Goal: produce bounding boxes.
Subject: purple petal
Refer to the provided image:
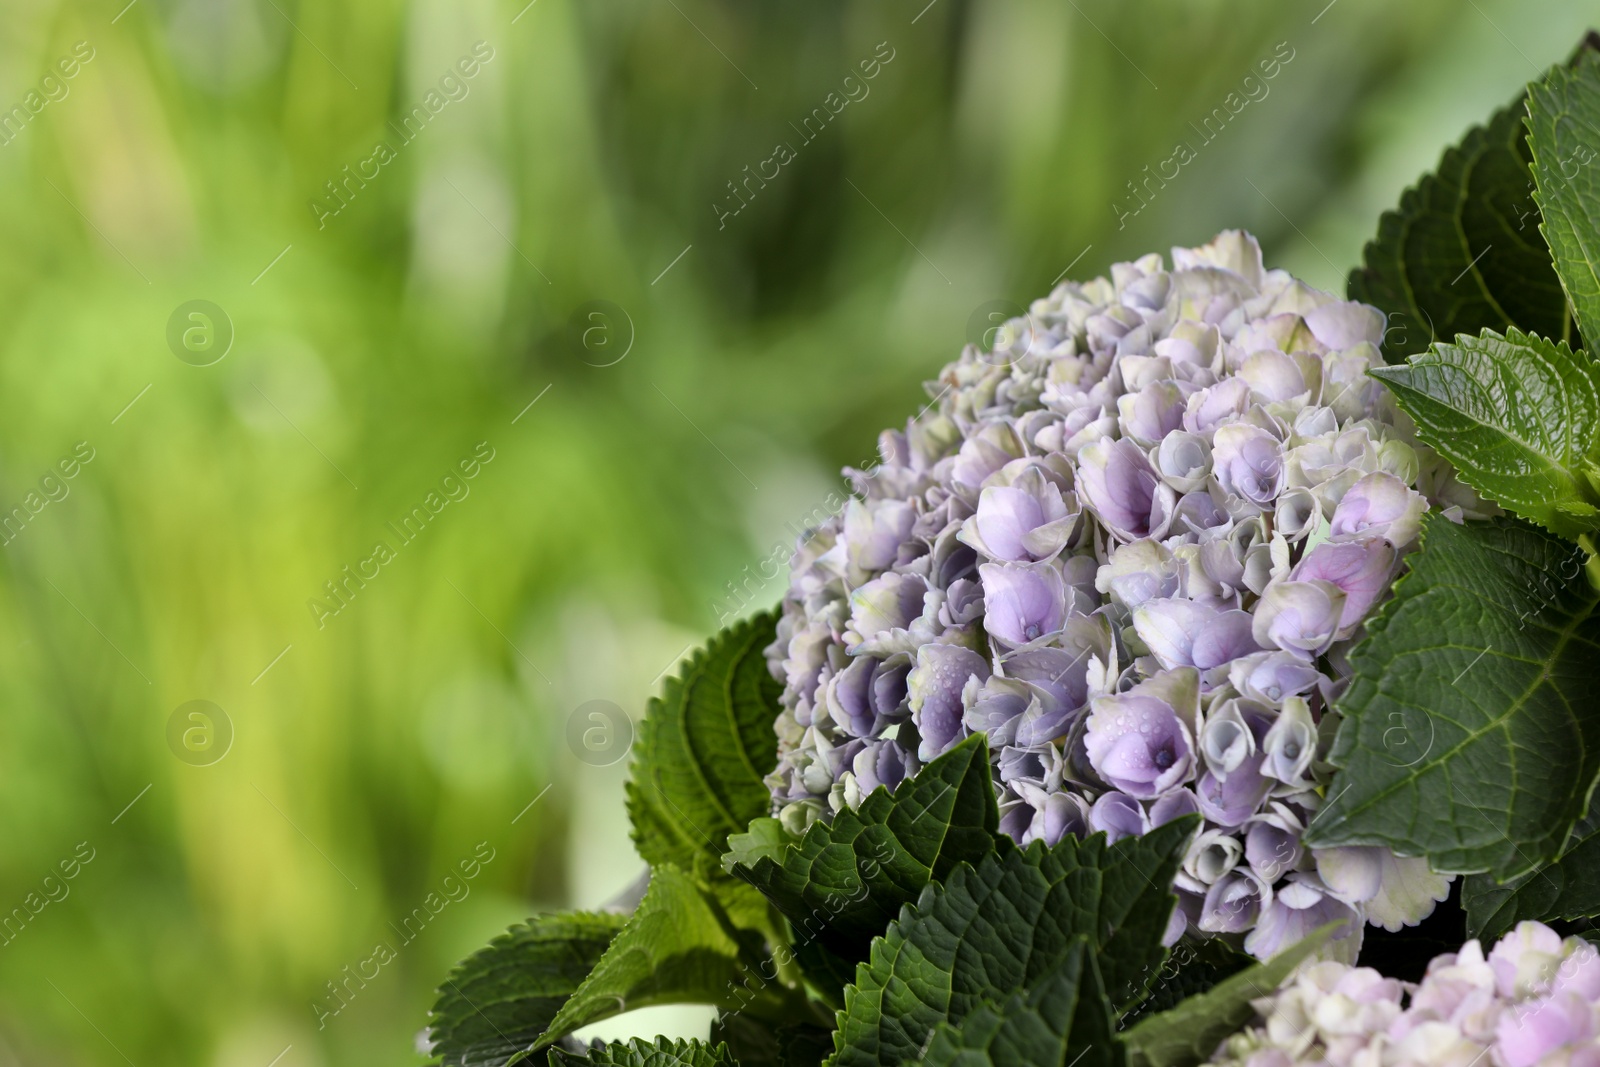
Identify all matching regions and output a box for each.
[909,643,990,760]
[1183,378,1251,435]
[1085,693,1194,799]
[980,561,1068,647]
[1261,697,1317,788]
[1252,580,1346,659]
[826,657,879,738]
[1292,537,1397,636]
[1155,431,1212,492]
[1198,699,1259,781]
[1304,301,1384,349]
[1496,991,1597,1067]
[1244,875,1359,961]
[1099,539,1182,612]
[1134,598,1260,671]
[1238,350,1311,404]
[1089,792,1150,843]
[998,790,1034,840]
[1201,867,1271,934]
[1076,437,1174,541]
[1227,650,1324,705]
[1001,642,1097,713]
[1195,757,1271,828]
[843,498,917,575]
[1150,788,1200,827]
[1329,471,1426,548]
[1170,490,1231,538]
[1246,818,1303,884]
[1212,424,1285,509]
[948,426,1019,493]
[848,572,929,645]
[1118,380,1188,445]
[973,486,1044,562]
[1016,787,1090,848]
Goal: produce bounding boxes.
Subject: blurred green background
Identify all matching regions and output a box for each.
[0,0,1590,1063]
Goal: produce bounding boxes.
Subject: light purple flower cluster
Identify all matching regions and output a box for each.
[765,231,1488,959]
[1207,922,1600,1067]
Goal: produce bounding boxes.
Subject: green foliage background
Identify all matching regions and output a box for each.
[0,1,1593,1064]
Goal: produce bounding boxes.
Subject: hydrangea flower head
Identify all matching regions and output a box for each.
[765,231,1489,958]
[1207,922,1600,1067]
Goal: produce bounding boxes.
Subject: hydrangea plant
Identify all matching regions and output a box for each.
[424,41,1600,1067]
[765,225,1465,963]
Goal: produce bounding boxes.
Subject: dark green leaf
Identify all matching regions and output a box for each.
[828,820,1195,1067]
[547,1037,738,1067]
[727,734,999,969]
[1118,938,1252,1029]
[1528,49,1600,352]
[538,866,803,1050]
[1120,925,1336,1067]
[1369,329,1600,537]
[1306,516,1600,880]
[627,612,784,882]
[916,941,1122,1067]
[1348,93,1568,362]
[429,911,627,1067]
[1465,809,1600,943]
[774,1025,836,1067]
[707,1009,780,1066]
[706,1015,834,1067]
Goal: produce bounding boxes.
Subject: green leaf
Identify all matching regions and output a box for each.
[1528,48,1600,352]
[706,1014,835,1067]
[547,1038,738,1067]
[1120,925,1337,1067]
[1368,328,1600,537]
[1306,516,1600,880]
[723,817,795,871]
[537,866,803,1050]
[1348,93,1568,362]
[428,911,627,1067]
[773,1026,836,1067]
[727,734,999,969]
[1464,809,1600,943]
[916,941,1123,1067]
[627,612,784,882]
[706,1016,835,1067]
[828,819,1195,1067]
[1118,938,1252,1029]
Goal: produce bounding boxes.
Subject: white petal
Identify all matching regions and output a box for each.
[1365,853,1452,932]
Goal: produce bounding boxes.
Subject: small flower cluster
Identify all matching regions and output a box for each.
[765,232,1490,958]
[1208,922,1600,1067]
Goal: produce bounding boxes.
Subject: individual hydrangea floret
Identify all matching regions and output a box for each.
[1207,921,1600,1067]
[765,231,1494,960]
